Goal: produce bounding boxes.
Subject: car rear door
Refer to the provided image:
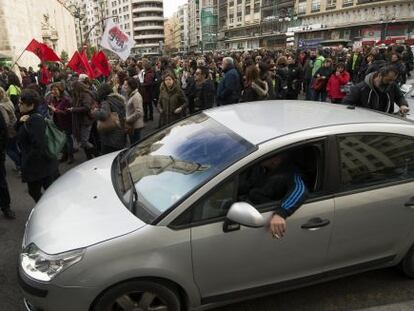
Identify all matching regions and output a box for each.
[327,133,414,271]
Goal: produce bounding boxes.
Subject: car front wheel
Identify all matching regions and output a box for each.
[402,245,414,278]
[92,280,181,311]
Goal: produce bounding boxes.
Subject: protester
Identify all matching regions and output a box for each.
[94,83,127,154]
[157,71,186,127]
[327,63,351,104]
[6,72,21,112]
[193,66,215,111]
[343,66,409,114]
[141,59,155,121]
[17,89,58,203]
[47,82,74,163]
[0,112,14,219]
[70,80,97,159]
[216,57,241,106]
[312,58,333,102]
[125,78,144,144]
[390,53,406,85]
[241,65,269,102]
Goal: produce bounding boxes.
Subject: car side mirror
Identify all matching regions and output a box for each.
[226,202,265,228]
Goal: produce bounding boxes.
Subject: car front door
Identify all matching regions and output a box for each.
[327,133,414,271]
[180,140,335,303]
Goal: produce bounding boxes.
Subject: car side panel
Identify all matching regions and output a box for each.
[52,226,201,309]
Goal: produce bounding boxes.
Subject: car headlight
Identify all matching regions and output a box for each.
[20,243,85,282]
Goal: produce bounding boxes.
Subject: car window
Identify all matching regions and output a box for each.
[237,143,324,210]
[338,134,414,191]
[171,179,236,226]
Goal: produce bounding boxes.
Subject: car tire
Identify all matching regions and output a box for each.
[402,245,414,278]
[92,279,181,311]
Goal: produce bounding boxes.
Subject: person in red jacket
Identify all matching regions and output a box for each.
[327,63,350,103]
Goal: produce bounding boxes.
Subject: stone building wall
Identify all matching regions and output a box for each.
[0,0,77,68]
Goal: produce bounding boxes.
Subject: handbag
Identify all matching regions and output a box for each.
[44,118,67,159]
[312,78,326,92]
[97,102,123,133]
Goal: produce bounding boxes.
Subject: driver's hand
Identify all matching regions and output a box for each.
[269,214,286,239]
[400,105,410,115]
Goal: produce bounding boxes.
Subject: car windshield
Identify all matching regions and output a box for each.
[113,114,255,223]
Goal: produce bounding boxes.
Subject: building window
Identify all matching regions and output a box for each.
[343,0,354,7]
[254,1,260,13]
[298,2,307,14]
[311,0,321,12]
[326,0,336,8]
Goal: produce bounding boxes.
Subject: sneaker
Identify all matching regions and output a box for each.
[2,208,16,219]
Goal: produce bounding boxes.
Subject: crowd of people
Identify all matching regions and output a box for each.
[0,43,412,219]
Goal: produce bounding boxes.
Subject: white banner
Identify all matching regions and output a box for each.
[100,19,134,61]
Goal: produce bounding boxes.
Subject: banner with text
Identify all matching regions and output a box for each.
[100,19,134,61]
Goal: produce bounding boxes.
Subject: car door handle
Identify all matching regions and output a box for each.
[405,197,414,208]
[301,217,330,230]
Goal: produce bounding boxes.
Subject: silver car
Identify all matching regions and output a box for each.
[19,101,414,311]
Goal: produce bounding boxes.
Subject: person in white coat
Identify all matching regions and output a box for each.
[125,78,144,144]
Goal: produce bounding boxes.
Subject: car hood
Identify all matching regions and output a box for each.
[23,152,146,254]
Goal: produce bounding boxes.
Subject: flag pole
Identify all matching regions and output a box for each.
[11,47,27,69]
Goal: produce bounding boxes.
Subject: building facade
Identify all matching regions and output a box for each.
[108,0,133,38]
[0,0,77,67]
[188,0,201,52]
[174,4,189,53]
[292,0,414,49]
[132,0,165,56]
[164,17,176,53]
[220,0,262,51]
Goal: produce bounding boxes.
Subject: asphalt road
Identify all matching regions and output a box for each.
[2,110,414,311]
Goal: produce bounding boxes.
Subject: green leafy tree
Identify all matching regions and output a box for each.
[60,50,69,64]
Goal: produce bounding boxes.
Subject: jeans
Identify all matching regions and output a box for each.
[6,137,21,168]
[129,129,141,145]
[64,131,74,157]
[143,101,153,120]
[313,90,328,102]
[27,175,55,203]
[80,125,94,150]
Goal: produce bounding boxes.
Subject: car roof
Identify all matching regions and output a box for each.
[204,100,410,145]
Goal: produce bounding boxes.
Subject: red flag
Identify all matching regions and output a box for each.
[90,53,102,79]
[39,65,51,85]
[80,50,94,79]
[26,39,45,61]
[25,39,60,62]
[67,51,90,76]
[92,51,111,77]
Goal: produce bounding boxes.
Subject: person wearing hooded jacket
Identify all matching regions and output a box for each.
[326,63,350,103]
[93,83,127,154]
[342,66,409,115]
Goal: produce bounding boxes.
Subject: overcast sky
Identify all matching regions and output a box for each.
[164,0,187,18]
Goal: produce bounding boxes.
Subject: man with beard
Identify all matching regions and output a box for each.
[342,66,409,115]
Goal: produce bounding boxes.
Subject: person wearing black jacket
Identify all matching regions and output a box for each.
[285,56,302,100]
[390,53,406,85]
[312,58,333,102]
[342,66,409,114]
[0,112,14,218]
[239,153,308,239]
[216,57,242,106]
[17,89,59,203]
[193,66,215,111]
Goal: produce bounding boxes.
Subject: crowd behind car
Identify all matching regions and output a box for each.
[0,43,412,219]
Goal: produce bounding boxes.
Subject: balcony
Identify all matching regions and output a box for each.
[132,0,163,3]
[134,25,164,31]
[133,16,164,22]
[134,34,165,40]
[132,6,163,14]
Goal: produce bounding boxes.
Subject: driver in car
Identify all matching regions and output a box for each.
[240,153,308,239]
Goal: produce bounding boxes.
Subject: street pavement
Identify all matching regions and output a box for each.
[2,109,414,311]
